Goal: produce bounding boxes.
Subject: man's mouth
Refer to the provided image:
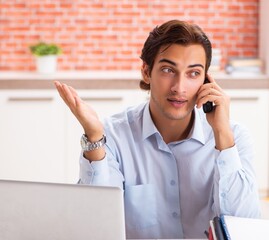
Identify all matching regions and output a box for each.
[167,98,187,104]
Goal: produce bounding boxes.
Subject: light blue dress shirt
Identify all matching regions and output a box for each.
[79,102,260,239]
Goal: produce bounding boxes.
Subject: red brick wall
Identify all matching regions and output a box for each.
[0,0,259,71]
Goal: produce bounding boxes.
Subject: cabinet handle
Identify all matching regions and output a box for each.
[230,97,259,101]
[81,97,123,102]
[8,97,54,102]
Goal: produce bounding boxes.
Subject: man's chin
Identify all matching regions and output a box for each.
[163,111,192,121]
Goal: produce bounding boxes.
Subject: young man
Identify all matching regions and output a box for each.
[55,20,260,239]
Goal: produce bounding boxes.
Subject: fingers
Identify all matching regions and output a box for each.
[69,86,79,98]
[197,76,224,108]
[206,73,214,83]
[202,87,221,99]
[62,83,76,107]
[54,81,69,106]
[54,81,77,108]
[196,91,220,108]
[203,82,222,94]
[204,74,223,92]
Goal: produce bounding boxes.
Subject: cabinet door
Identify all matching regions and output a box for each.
[227,89,269,197]
[0,90,66,183]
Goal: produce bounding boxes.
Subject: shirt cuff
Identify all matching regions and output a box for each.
[215,145,243,177]
[79,151,109,184]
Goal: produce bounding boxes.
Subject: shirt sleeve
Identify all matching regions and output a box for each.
[213,124,261,218]
[78,149,125,188]
[78,116,126,188]
[78,152,110,185]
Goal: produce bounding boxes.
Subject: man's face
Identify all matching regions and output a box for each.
[144,44,206,124]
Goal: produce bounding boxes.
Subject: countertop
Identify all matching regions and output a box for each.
[0,71,268,90]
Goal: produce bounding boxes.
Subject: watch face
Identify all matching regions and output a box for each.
[80,135,87,150]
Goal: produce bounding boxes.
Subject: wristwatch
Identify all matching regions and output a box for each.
[80,134,106,151]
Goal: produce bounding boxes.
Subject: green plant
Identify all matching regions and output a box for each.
[29,42,62,56]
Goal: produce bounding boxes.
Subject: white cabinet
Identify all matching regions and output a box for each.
[0,88,268,197]
[227,89,269,197]
[0,90,66,183]
[0,89,148,184]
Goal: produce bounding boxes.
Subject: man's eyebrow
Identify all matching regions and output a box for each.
[188,64,204,69]
[159,58,177,66]
[159,59,204,69]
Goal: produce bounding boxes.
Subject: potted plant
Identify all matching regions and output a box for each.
[29,42,62,74]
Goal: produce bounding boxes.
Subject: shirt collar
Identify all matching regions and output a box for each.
[186,107,206,145]
[142,102,159,140]
[142,103,206,144]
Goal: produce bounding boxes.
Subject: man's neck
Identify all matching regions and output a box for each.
[150,109,195,144]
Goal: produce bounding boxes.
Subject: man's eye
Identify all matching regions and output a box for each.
[162,68,173,73]
[190,71,200,77]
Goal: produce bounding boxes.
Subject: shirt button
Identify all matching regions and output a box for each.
[221,192,226,198]
[170,180,176,186]
[218,160,225,166]
[172,212,178,218]
[87,171,92,176]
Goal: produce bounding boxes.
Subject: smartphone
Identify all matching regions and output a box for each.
[202,77,213,113]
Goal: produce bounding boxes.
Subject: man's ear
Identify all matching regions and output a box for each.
[141,62,151,84]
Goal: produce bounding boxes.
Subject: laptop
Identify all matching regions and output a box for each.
[0,179,126,240]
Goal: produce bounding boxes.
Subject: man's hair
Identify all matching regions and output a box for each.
[140,19,212,90]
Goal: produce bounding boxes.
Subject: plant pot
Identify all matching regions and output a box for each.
[36,55,58,74]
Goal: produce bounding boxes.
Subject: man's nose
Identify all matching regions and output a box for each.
[170,75,186,93]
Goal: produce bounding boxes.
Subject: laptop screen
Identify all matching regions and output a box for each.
[0,179,125,240]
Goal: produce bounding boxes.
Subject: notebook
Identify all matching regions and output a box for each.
[220,215,269,240]
[0,179,126,240]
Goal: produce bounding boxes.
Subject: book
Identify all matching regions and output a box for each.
[209,220,217,240]
[228,58,263,68]
[213,216,226,240]
[219,215,269,240]
[226,58,264,76]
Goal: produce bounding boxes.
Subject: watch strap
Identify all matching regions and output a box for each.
[81,134,106,151]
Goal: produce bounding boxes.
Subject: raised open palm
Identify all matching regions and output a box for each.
[54,81,104,139]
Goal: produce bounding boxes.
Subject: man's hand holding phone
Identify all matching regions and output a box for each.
[196,74,234,151]
[202,77,213,113]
